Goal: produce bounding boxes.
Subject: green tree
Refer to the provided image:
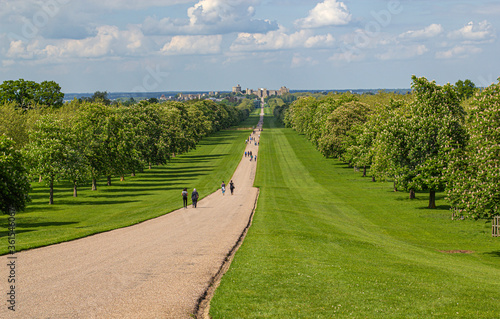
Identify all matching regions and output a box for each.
[447,80,500,219]
[454,79,477,101]
[82,91,111,105]
[375,76,467,208]
[0,79,64,109]
[25,114,68,204]
[74,103,113,190]
[317,101,371,159]
[0,136,31,213]
[0,102,29,149]
[0,79,38,109]
[35,81,64,107]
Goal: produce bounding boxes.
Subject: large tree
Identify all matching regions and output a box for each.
[317,100,371,159]
[447,80,500,219]
[24,115,68,204]
[374,76,467,208]
[0,136,31,213]
[0,79,64,109]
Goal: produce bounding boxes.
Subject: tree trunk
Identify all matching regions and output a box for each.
[428,190,436,209]
[49,178,54,205]
[73,181,78,197]
[372,176,376,182]
[92,177,97,191]
[393,180,398,192]
[39,175,43,183]
[131,170,136,177]
[363,166,367,177]
[409,189,416,199]
[107,175,112,186]
[149,163,152,170]
[120,175,125,182]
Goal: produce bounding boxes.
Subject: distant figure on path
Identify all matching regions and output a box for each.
[229,180,235,195]
[221,181,226,196]
[182,188,188,208]
[191,188,199,208]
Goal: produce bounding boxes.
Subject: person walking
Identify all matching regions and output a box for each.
[229,180,235,195]
[181,188,188,208]
[191,188,199,208]
[221,181,226,196]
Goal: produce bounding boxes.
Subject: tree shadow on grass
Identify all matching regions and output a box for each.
[56,199,140,206]
[0,229,38,238]
[174,154,227,163]
[485,251,500,258]
[26,154,223,207]
[14,221,78,228]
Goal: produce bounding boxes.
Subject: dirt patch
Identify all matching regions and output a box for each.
[439,250,474,254]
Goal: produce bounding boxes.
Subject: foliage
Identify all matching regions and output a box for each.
[455,79,477,101]
[447,80,500,219]
[0,79,64,109]
[24,114,69,204]
[0,136,31,213]
[373,76,467,207]
[0,102,29,149]
[80,91,112,105]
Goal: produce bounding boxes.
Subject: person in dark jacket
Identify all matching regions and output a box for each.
[191,188,199,208]
[229,180,235,195]
[182,188,188,208]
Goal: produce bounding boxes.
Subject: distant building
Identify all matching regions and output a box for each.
[232,84,242,94]
[279,86,290,95]
[237,84,289,98]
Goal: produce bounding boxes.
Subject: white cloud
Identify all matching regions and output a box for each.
[291,54,318,68]
[448,21,495,42]
[435,45,483,59]
[86,0,193,10]
[399,24,443,39]
[329,51,365,63]
[161,35,222,55]
[376,44,428,61]
[230,27,335,52]
[143,0,278,35]
[5,25,152,62]
[295,0,351,29]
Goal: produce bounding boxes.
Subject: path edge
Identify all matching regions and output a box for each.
[193,188,260,319]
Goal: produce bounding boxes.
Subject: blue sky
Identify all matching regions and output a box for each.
[0,0,499,93]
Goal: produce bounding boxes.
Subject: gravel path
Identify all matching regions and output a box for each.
[1,110,264,318]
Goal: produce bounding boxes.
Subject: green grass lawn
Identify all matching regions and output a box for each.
[0,112,261,255]
[210,113,500,318]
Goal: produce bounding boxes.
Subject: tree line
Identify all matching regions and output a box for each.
[1,87,255,211]
[274,76,499,220]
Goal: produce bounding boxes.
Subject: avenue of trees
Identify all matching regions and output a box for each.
[274,76,499,220]
[0,84,254,211]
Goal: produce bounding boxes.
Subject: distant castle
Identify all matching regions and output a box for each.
[232,84,290,98]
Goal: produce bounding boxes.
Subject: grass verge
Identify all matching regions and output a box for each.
[210,113,500,318]
[0,112,261,255]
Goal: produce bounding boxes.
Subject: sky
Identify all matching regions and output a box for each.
[0,0,499,93]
